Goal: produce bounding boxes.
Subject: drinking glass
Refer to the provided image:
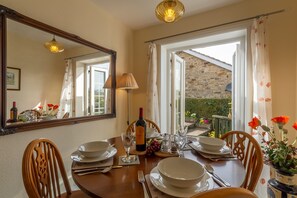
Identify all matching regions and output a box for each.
[161,133,171,152]
[121,132,135,163]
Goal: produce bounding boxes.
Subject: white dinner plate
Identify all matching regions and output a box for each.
[149,167,213,198]
[190,142,231,155]
[71,147,117,163]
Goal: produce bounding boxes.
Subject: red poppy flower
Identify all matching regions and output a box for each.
[293,122,297,130]
[53,105,59,110]
[271,116,289,125]
[248,117,261,129]
[47,104,54,107]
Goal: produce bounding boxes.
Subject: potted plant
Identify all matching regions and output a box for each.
[248,116,297,197]
[185,111,197,123]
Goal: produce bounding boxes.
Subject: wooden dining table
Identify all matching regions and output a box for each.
[71,136,246,198]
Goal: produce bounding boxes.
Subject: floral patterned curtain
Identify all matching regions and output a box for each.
[57,59,73,119]
[251,16,272,197]
[146,43,160,125]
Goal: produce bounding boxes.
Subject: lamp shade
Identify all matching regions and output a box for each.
[117,73,139,90]
[103,75,112,89]
[155,0,185,23]
[44,35,64,53]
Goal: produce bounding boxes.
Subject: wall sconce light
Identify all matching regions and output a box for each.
[117,73,139,125]
[155,0,185,23]
[44,35,64,53]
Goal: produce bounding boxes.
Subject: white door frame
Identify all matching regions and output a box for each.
[158,26,250,134]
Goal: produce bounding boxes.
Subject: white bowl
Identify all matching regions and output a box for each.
[78,141,110,158]
[157,157,205,188]
[198,137,226,152]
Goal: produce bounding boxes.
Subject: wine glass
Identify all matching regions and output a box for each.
[173,134,187,157]
[121,132,135,163]
[177,124,188,137]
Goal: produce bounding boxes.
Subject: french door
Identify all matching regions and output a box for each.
[170,53,186,134]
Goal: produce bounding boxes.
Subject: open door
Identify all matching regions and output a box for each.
[232,43,245,131]
[171,53,186,134]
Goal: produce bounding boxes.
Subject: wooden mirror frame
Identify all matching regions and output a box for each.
[0,5,116,135]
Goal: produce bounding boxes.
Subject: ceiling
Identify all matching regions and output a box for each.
[93,0,244,30]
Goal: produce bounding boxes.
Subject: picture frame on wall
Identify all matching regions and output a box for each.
[7,67,21,91]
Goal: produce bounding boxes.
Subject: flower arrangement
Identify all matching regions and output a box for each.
[37,104,59,117]
[248,116,297,175]
[199,117,210,124]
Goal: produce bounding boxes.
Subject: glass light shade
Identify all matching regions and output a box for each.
[155,0,185,23]
[117,73,139,90]
[44,36,64,53]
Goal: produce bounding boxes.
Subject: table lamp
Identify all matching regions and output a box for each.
[117,73,139,125]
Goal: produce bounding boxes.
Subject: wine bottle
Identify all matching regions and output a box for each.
[10,101,18,122]
[135,107,146,151]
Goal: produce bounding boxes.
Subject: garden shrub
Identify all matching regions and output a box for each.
[185,98,231,120]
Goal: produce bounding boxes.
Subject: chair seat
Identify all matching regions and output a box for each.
[60,190,91,198]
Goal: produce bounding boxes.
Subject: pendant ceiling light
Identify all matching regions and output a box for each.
[44,35,64,53]
[155,0,185,23]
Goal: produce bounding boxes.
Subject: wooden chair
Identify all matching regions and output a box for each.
[191,187,258,198]
[220,131,263,192]
[22,138,89,198]
[126,119,161,133]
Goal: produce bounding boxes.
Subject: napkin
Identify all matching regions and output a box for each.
[145,174,176,198]
[72,157,114,170]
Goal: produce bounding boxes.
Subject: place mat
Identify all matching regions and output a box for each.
[72,157,113,170]
[118,155,140,166]
[145,174,176,198]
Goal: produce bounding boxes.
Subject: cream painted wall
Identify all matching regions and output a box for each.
[7,31,64,117]
[133,0,297,141]
[0,0,133,197]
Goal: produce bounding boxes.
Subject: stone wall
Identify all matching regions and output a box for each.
[176,51,232,99]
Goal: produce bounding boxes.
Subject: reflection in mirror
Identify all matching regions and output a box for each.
[1,5,116,134]
[7,19,112,123]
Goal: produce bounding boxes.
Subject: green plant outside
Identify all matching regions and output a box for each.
[185,98,231,120]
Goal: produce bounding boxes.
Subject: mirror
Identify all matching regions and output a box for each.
[0,5,116,135]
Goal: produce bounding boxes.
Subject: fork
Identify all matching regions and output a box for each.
[137,170,150,198]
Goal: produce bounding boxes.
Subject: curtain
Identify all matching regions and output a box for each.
[146,43,160,126]
[57,59,73,119]
[251,16,272,197]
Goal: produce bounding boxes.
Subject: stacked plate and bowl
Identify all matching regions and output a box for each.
[198,137,226,152]
[149,157,214,197]
[71,141,117,163]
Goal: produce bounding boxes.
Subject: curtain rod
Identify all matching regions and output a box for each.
[145,9,285,43]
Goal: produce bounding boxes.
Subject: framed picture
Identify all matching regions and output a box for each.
[7,67,21,91]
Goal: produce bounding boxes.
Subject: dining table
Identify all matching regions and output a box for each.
[71,136,246,198]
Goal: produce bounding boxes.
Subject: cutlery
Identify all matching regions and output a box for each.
[208,157,238,162]
[137,170,150,198]
[204,164,231,187]
[76,166,122,176]
[73,165,122,173]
